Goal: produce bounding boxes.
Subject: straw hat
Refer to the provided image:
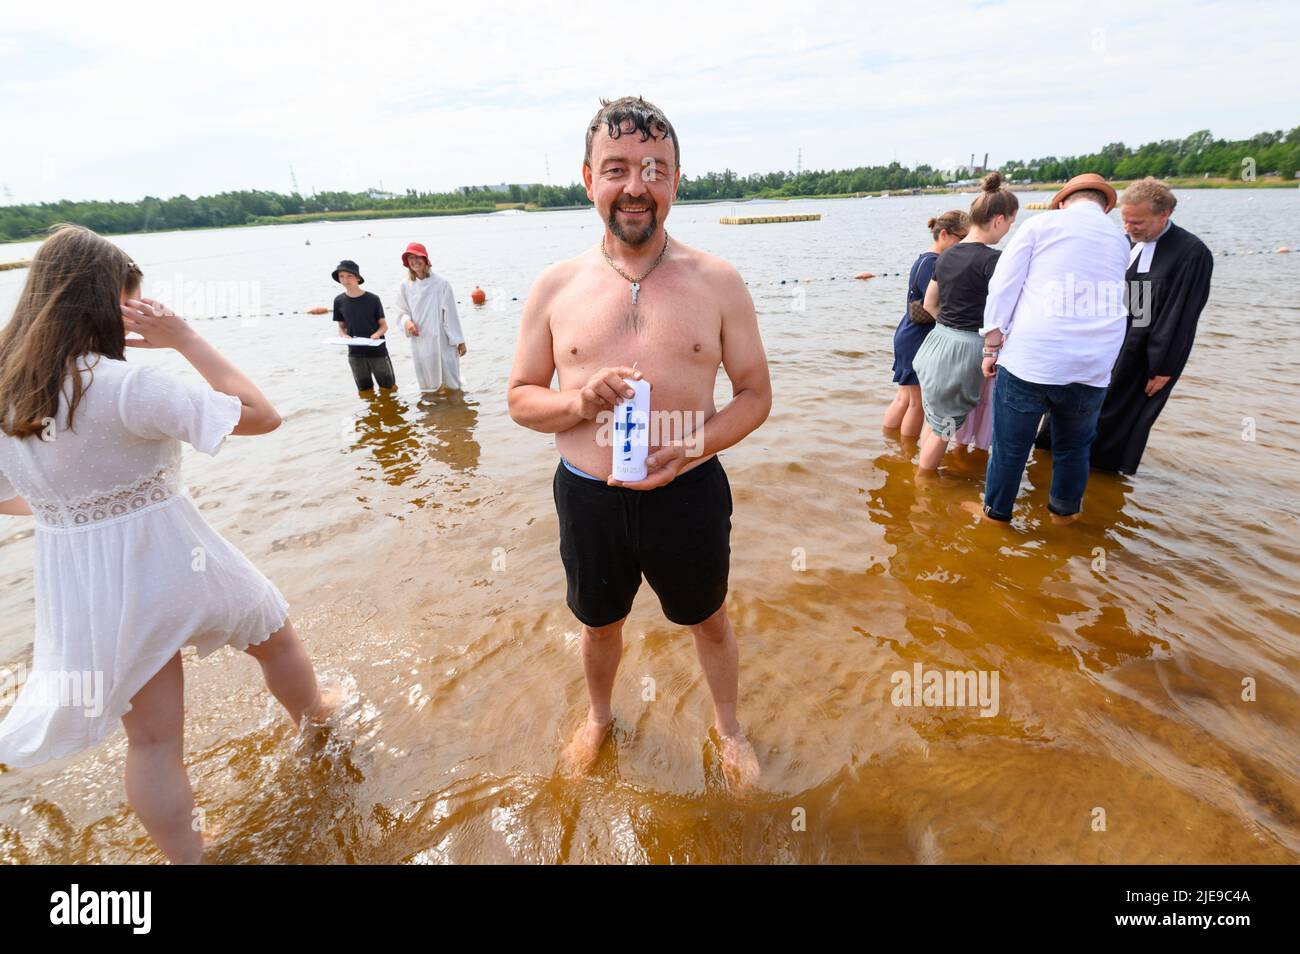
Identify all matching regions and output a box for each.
[1049,173,1118,213]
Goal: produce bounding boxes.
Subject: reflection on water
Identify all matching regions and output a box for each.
[347,392,481,501]
[414,393,481,474]
[351,396,423,487]
[0,191,1297,863]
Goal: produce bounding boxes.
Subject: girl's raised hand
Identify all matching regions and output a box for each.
[122,298,197,350]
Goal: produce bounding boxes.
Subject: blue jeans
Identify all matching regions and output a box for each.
[983,366,1107,521]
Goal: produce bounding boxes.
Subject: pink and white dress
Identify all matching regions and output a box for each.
[0,355,288,768]
[953,373,994,450]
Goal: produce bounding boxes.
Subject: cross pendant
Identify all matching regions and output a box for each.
[630,282,640,306]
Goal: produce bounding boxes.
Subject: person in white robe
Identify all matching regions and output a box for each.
[395,241,467,398]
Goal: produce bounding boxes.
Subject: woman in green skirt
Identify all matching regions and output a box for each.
[913,172,1019,472]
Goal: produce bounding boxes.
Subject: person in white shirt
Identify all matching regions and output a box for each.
[394,242,467,402]
[977,173,1130,522]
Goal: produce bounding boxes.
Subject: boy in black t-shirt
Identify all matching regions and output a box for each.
[331,259,397,398]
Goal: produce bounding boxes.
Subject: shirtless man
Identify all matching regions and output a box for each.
[507,96,771,788]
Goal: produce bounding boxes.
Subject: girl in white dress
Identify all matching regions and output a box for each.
[0,225,329,863]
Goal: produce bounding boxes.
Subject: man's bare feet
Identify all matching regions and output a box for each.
[1049,511,1080,526]
[718,726,760,792]
[561,714,614,776]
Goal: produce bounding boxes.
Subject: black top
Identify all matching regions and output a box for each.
[333,291,387,356]
[933,242,1001,332]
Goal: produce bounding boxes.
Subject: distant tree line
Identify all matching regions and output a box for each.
[1,126,1296,243]
[1000,127,1300,183]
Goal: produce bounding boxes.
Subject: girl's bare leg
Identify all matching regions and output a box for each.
[882,387,909,429]
[121,653,203,864]
[917,430,949,472]
[900,386,925,438]
[244,619,326,726]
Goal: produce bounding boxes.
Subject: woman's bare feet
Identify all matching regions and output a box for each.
[299,673,344,730]
[718,726,760,792]
[196,814,226,862]
[561,713,614,776]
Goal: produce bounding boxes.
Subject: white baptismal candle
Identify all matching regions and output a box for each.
[611,378,651,482]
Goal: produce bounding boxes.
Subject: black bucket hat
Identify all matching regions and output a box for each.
[331,259,365,284]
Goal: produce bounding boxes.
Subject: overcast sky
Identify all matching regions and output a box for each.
[1,0,1294,204]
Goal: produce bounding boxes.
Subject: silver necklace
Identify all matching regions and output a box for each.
[601,232,669,306]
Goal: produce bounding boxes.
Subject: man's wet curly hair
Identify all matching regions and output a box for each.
[584,95,680,170]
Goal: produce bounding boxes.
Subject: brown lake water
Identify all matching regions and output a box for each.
[0,190,1297,863]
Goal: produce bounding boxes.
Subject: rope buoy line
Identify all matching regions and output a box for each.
[180,298,521,322]
[4,242,1290,277]
[5,240,1291,324]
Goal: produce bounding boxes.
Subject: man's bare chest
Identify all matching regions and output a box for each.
[551,283,722,377]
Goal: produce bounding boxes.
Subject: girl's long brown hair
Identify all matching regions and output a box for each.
[0,225,140,437]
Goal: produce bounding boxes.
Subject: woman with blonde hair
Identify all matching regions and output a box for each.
[0,225,330,863]
[912,172,1019,471]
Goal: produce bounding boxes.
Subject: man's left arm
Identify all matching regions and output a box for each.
[692,264,772,459]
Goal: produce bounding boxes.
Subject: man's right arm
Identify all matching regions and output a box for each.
[507,267,639,433]
[508,267,585,433]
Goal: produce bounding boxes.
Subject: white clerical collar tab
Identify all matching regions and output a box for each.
[1135,241,1158,273]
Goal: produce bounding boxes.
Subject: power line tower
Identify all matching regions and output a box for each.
[545,153,552,186]
[797,147,802,175]
[289,165,300,194]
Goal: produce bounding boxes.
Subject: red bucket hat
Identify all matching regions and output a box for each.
[401,242,430,268]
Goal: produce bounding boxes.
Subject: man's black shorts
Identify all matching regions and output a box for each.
[553,454,732,628]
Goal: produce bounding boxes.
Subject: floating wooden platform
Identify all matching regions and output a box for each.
[720,213,821,225]
[0,259,31,271]
[1025,202,1052,210]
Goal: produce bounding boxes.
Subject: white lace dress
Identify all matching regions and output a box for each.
[0,355,289,768]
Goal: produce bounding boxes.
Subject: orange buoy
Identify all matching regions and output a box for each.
[306,306,329,315]
[854,271,875,281]
[1278,246,1292,254]
[471,286,486,305]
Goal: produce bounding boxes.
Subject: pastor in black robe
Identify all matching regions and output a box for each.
[1037,222,1214,474]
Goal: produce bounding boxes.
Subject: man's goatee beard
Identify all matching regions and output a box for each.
[608,207,659,247]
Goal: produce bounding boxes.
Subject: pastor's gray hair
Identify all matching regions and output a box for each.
[1120,176,1177,214]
